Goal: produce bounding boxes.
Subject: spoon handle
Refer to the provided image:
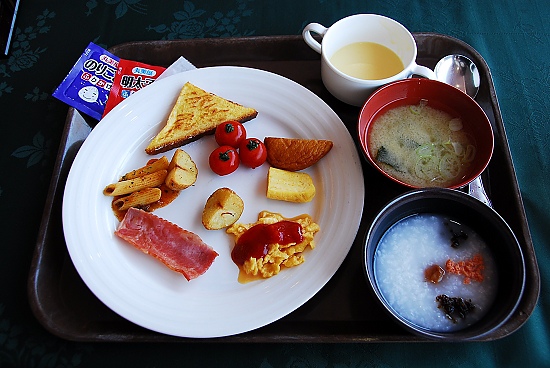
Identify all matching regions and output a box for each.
[468,175,493,208]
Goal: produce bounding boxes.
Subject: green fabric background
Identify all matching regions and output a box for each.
[0,0,548,367]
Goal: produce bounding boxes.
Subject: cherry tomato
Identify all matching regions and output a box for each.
[209,146,240,176]
[239,138,267,168]
[214,121,246,147]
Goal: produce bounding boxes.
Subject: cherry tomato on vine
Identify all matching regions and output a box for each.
[209,146,240,176]
[239,138,267,168]
[214,121,246,147]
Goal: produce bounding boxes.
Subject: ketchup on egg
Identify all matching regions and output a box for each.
[231,221,303,265]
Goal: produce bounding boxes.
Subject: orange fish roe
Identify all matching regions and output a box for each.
[445,254,485,284]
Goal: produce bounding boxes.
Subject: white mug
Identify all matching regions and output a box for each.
[303,14,435,106]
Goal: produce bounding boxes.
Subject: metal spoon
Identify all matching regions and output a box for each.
[435,54,492,207]
[435,54,481,98]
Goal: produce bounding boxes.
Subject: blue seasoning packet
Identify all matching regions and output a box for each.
[53,42,120,120]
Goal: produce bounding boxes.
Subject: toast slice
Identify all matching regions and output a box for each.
[145,82,258,155]
[264,137,333,171]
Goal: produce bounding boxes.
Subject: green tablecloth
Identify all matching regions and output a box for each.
[1,0,548,366]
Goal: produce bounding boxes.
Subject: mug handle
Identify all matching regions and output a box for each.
[302,23,328,54]
[410,63,436,80]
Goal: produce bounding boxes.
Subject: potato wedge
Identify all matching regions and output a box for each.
[202,188,244,230]
[165,149,198,190]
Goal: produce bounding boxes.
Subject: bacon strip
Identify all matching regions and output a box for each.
[115,208,218,280]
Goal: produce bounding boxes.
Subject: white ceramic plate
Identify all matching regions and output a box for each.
[63,66,364,338]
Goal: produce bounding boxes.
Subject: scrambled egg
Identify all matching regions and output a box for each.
[226,211,320,281]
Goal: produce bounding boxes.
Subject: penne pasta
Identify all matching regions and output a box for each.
[120,156,169,181]
[113,187,162,211]
[103,169,168,196]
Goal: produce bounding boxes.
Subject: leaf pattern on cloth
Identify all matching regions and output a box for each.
[25,87,49,102]
[1,10,54,77]
[0,81,13,96]
[86,0,147,18]
[11,132,51,168]
[0,9,54,97]
[147,0,255,39]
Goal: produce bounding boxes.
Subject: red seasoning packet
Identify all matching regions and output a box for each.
[103,59,166,118]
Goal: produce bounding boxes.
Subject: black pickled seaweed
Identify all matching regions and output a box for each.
[436,294,475,323]
[375,146,401,171]
[444,221,468,248]
[450,230,468,248]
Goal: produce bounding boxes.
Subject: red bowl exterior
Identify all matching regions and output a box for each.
[358,78,494,189]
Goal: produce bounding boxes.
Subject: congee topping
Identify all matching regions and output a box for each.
[445,221,469,248]
[436,294,476,324]
[446,254,485,284]
[425,264,445,284]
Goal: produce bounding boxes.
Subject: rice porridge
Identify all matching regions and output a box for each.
[374,213,498,332]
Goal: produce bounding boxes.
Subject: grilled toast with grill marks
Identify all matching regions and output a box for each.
[145,82,258,155]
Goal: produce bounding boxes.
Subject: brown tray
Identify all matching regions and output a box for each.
[28,34,540,342]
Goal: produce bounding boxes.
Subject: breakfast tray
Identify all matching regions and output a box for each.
[28,34,540,342]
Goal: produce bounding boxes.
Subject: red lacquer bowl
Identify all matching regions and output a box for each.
[358,78,494,189]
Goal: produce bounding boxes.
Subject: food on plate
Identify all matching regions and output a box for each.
[264,137,333,171]
[165,148,198,190]
[238,138,267,169]
[214,120,247,147]
[120,156,169,181]
[210,129,266,171]
[115,208,218,281]
[266,167,315,203]
[103,169,168,197]
[104,150,194,220]
[145,82,258,155]
[226,211,320,282]
[209,145,240,176]
[202,188,244,230]
[374,213,497,332]
[113,187,162,211]
[368,101,477,187]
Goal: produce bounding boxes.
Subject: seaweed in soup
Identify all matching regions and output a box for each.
[375,146,401,171]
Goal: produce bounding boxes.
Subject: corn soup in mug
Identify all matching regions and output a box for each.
[330,42,404,80]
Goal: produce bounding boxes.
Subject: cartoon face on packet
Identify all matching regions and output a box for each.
[78,86,100,103]
[52,42,120,120]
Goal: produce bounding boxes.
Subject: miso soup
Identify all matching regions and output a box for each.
[368,101,476,187]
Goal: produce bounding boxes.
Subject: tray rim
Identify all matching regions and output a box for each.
[28,33,540,343]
